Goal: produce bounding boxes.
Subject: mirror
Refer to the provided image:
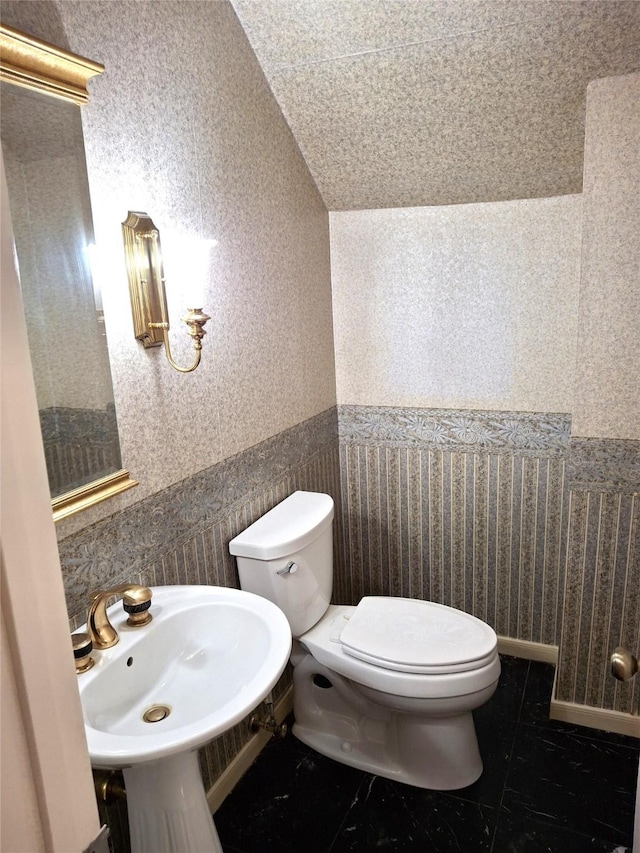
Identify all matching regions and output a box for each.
[0,24,137,521]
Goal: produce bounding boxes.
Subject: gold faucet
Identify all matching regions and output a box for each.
[87,584,153,649]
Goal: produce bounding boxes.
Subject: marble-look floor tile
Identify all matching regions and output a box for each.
[502,725,638,847]
[491,808,632,852]
[518,660,556,727]
[454,655,530,808]
[330,775,496,852]
[215,659,638,853]
[487,655,531,723]
[215,734,362,853]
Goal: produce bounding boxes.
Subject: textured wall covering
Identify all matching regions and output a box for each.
[62,409,341,627]
[337,405,639,716]
[568,439,640,495]
[337,407,570,642]
[572,72,640,440]
[559,489,639,713]
[338,405,571,455]
[329,74,638,720]
[4,0,336,538]
[330,196,582,412]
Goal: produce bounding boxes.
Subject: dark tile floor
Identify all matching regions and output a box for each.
[214,657,639,853]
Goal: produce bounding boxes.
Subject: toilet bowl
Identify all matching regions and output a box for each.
[229,490,500,790]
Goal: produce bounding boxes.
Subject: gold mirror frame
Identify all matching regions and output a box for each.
[0,23,102,103]
[1,24,137,521]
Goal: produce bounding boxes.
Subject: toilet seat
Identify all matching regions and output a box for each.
[300,603,500,699]
[338,597,497,675]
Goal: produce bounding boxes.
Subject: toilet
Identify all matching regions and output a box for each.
[229,490,501,790]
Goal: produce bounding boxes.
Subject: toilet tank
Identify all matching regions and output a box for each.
[229,491,334,637]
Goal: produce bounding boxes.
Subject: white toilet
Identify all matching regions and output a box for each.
[229,490,501,790]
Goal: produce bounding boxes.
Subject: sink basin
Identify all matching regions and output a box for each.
[78,584,292,768]
[76,584,291,853]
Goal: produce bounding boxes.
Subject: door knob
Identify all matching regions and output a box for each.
[611,647,639,682]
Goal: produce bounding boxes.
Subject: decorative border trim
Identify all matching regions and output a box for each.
[58,408,338,614]
[338,405,571,457]
[568,438,640,493]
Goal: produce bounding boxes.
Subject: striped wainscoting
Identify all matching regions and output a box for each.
[337,406,639,717]
[61,408,342,630]
[559,439,639,715]
[338,445,569,646]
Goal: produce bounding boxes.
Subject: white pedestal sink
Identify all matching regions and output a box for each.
[77,585,292,853]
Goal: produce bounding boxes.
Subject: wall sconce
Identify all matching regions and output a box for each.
[122,211,212,373]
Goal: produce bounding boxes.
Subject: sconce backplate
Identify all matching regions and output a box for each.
[122,211,168,348]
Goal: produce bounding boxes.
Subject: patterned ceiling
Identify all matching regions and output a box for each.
[231,0,640,210]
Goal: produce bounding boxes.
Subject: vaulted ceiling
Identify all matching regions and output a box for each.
[231,0,640,210]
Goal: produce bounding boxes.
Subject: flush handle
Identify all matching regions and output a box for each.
[277,561,298,576]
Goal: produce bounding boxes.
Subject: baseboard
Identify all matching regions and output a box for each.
[549,698,640,738]
[497,637,639,737]
[497,636,559,664]
[207,687,294,814]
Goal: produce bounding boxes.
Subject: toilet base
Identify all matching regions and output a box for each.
[293,713,482,790]
[292,655,484,790]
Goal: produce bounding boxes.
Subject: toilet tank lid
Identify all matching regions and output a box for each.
[229,491,334,560]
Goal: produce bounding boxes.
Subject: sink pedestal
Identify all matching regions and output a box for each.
[123,751,222,853]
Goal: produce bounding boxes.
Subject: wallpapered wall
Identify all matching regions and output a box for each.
[330,195,582,413]
[330,72,640,718]
[1,0,337,539]
[572,73,640,440]
[336,406,638,715]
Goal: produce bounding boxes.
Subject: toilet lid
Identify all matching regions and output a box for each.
[339,597,497,674]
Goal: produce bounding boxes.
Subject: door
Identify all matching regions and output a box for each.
[1,151,102,852]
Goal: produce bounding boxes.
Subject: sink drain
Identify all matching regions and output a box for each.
[142,704,171,723]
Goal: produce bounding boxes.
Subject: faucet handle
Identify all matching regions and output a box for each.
[123,588,153,627]
[72,632,94,674]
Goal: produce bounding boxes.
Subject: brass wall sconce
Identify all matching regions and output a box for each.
[122,211,211,373]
